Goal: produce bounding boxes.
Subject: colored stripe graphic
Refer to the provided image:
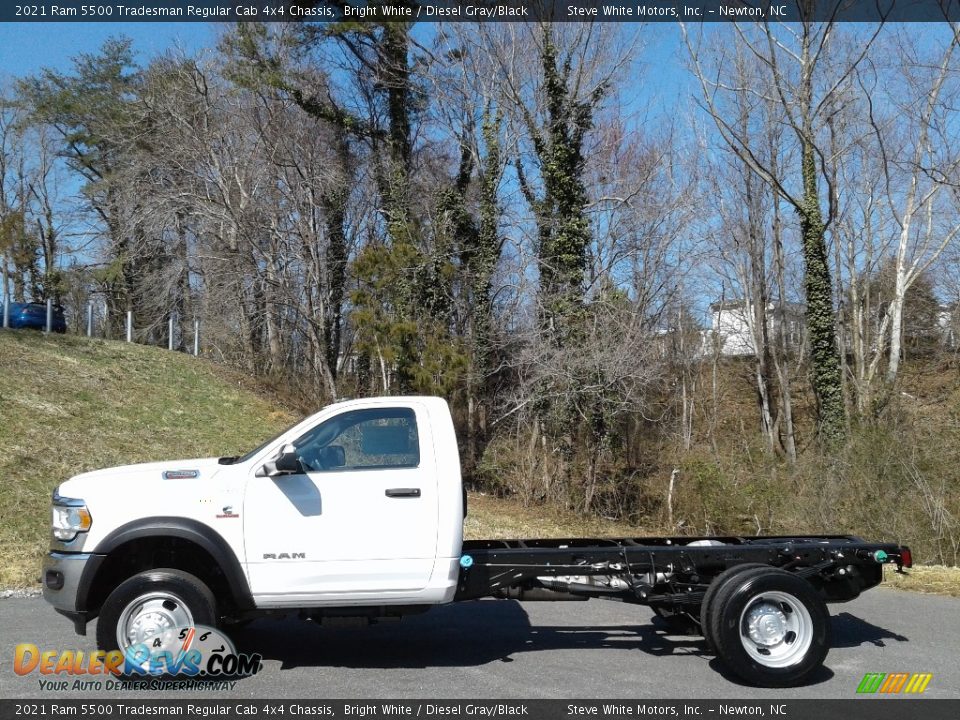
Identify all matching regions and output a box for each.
[905,673,933,694]
[856,673,885,693]
[857,672,931,694]
[884,673,909,693]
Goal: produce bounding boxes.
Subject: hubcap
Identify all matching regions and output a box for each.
[116,592,194,652]
[738,590,813,668]
[745,602,788,646]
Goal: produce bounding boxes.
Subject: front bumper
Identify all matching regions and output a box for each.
[41,552,105,635]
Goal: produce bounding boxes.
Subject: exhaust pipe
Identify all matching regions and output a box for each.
[493,586,589,601]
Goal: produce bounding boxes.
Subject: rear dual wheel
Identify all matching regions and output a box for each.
[701,567,830,687]
[699,563,770,652]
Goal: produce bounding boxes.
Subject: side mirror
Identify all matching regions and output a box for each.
[259,449,304,478]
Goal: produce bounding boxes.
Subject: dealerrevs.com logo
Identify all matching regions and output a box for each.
[14,625,261,691]
[856,672,933,694]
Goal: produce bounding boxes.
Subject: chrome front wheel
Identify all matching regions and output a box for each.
[116,591,195,652]
[96,569,217,664]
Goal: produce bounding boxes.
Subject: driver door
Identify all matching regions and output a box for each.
[242,403,439,602]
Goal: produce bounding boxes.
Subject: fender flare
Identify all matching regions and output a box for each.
[84,516,254,610]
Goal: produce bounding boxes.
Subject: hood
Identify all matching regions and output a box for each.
[58,457,226,498]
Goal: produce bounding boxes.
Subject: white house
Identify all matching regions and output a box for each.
[709,300,805,357]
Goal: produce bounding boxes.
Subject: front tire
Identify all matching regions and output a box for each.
[96,569,217,657]
[708,568,830,687]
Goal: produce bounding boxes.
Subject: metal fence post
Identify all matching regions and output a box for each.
[86,301,93,337]
[126,311,133,342]
[193,319,200,356]
[45,298,53,333]
[168,314,175,351]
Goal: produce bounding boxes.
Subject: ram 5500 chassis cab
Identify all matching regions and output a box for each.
[43,396,911,687]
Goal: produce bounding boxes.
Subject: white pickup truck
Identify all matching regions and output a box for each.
[43,395,911,687]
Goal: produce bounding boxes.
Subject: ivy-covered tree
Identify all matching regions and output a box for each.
[516,26,603,348]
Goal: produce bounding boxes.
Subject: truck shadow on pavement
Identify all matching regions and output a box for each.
[230,600,702,671]
[226,600,904,678]
[829,611,910,648]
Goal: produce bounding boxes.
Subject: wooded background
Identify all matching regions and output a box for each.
[2,20,959,563]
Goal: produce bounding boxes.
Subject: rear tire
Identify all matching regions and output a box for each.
[96,569,217,659]
[699,563,770,652]
[708,568,830,687]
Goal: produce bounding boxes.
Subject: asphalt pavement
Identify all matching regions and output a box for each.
[1,588,957,700]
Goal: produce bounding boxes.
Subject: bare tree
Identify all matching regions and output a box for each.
[683,18,884,444]
[825,27,960,410]
[27,125,67,303]
[687,41,801,458]
[867,29,960,388]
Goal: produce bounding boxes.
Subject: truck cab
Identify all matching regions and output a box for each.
[43,397,463,651]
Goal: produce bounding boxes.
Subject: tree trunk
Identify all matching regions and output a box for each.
[798,31,845,445]
[886,271,907,385]
[770,191,797,462]
[466,392,477,477]
[264,252,282,373]
[175,214,191,352]
[322,196,348,379]
[799,139,845,445]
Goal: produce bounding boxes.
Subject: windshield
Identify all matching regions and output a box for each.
[220,417,304,465]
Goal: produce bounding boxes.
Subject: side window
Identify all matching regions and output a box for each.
[293,408,420,472]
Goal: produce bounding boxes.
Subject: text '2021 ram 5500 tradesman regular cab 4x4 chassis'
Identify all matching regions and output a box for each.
[42,396,912,687]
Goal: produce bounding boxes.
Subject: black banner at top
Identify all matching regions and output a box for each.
[2,700,960,720]
[4,0,960,23]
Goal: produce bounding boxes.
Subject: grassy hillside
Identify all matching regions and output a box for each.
[0,330,296,587]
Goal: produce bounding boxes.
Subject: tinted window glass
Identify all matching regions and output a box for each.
[293,408,420,471]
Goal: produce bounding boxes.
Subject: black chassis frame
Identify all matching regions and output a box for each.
[454,535,910,614]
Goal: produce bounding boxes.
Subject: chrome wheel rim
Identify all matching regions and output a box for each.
[116,591,194,652]
[738,590,813,668]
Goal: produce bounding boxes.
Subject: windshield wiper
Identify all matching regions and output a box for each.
[218,456,239,465]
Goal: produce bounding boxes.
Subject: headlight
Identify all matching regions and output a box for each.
[52,492,92,542]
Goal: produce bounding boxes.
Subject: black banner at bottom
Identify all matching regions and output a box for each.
[1,700,957,720]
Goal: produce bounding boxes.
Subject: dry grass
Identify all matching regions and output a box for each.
[883,565,960,598]
[0,330,295,588]
[467,493,960,599]
[464,492,650,540]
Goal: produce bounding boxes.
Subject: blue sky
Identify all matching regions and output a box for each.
[0,22,215,79]
[0,20,687,87]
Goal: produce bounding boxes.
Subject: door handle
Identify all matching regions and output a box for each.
[385,488,421,498]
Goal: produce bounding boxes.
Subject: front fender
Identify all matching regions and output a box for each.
[91,516,254,610]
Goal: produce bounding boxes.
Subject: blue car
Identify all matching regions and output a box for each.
[0,301,67,333]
